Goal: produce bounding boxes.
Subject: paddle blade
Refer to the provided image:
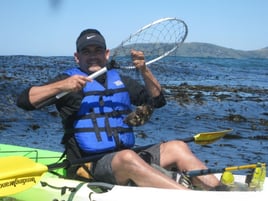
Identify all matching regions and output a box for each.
[0,175,42,197]
[0,156,48,196]
[194,129,232,145]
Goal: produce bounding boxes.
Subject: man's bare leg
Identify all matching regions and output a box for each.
[111,149,188,190]
[159,141,220,189]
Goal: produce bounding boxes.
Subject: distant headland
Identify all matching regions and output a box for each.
[176,42,268,59]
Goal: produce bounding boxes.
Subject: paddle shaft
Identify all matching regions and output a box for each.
[47,130,232,170]
[185,163,263,177]
[47,136,195,170]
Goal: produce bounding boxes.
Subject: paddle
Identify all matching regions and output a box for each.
[47,129,232,169]
[185,162,266,190]
[0,129,231,196]
[185,163,266,177]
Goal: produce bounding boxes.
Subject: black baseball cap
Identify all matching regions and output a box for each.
[76,29,106,51]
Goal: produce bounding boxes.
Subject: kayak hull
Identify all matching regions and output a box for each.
[5,173,267,201]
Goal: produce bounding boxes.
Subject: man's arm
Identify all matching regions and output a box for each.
[121,50,166,108]
[17,74,91,109]
[17,74,67,110]
[131,50,161,98]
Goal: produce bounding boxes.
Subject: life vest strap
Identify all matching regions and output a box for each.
[66,127,133,135]
[76,109,131,120]
[84,87,127,97]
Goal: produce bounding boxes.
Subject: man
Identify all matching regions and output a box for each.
[17,29,222,190]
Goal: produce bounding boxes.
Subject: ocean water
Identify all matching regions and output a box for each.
[0,55,268,175]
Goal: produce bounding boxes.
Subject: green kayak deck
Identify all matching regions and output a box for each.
[0,144,65,176]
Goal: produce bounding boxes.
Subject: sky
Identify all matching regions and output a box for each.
[0,0,267,56]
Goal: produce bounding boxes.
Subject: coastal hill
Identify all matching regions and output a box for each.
[175,42,268,59]
[111,42,268,59]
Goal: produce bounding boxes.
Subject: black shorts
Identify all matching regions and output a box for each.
[91,143,161,184]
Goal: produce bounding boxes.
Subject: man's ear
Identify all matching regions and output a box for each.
[105,49,110,60]
[74,52,79,64]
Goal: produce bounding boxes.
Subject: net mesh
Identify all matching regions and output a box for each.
[110,18,188,69]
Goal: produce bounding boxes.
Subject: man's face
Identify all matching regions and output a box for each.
[75,45,109,73]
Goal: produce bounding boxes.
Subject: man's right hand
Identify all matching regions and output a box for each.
[29,75,92,108]
[61,75,92,92]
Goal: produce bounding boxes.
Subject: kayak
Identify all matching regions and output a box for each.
[0,143,267,201]
[4,172,268,201]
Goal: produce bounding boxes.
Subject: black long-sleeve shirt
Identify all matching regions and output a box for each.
[17,70,166,144]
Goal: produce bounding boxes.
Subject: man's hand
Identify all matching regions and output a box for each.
[131,49,146,71]
[62,75,92,92]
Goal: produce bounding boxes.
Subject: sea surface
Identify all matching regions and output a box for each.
[0,55,268,175]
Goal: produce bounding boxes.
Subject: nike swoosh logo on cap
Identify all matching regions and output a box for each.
[86,35,96,40]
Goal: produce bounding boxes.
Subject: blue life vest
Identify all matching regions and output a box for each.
[64,68,135,154]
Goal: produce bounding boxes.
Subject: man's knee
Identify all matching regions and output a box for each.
[162,140,188,150]
[113,149,138,163]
